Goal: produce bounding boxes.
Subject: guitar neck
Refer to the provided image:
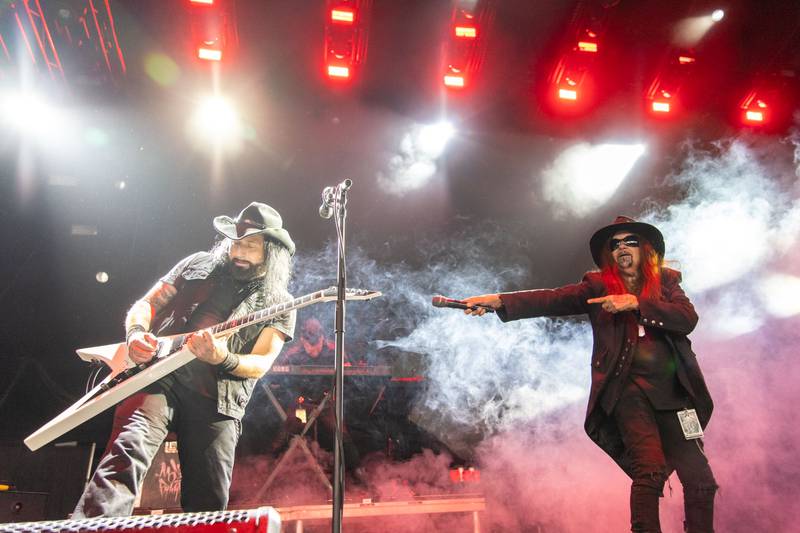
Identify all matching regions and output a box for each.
[209,290,326,337]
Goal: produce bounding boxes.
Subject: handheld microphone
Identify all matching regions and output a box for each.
[431,295,496,313]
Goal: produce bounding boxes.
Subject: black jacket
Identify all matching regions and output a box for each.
[497,268,713,477]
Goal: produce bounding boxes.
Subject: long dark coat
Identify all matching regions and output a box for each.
[497,268,714,477]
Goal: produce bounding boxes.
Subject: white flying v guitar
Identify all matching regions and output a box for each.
[24,287,381,451]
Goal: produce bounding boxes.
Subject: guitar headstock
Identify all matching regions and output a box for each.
[320,286,382,302]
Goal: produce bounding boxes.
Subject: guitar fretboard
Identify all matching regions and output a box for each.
[210,289,328,335]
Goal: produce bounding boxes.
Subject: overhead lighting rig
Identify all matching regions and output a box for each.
[442,0,494,90]
[645,51,697,116]
[545,1,618,111]
[324,0,372,82]
[188,0,238,64]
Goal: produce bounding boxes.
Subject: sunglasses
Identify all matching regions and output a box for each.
[609,235,640,251]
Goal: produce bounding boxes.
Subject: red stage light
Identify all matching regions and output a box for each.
[558,88,577,100]
[740,91,770,125]
[578,41,598,53]
[745,110,764,122]
[327,64,350,78]
[444,74,465,88]
[198,47,222,61]
[190,0,214,4]
[331,8,355,24]
[455,25,477,38]
[652,101,670,113]
[678,55,696,64]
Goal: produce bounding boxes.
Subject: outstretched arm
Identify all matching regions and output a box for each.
[462,274,600,321]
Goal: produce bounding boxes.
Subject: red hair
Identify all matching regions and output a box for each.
[599,237,662,299]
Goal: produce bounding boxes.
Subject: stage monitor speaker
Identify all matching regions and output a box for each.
[0,491,48,523]
[0,441,95,520]
[0,506,281,533]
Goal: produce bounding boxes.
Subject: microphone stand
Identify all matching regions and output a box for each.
[321,180,350,533]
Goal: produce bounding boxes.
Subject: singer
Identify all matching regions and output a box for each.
[462,216,717,533]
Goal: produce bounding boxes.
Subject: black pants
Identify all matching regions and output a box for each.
[613,382,717,533]
[73,379,239,517]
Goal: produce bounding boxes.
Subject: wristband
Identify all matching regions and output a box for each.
[218,351,240,373]
[126,325,147,345]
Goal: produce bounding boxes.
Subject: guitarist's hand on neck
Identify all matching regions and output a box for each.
[187,330,228,365]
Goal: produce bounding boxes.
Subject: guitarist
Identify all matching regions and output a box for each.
[73,202,297,517]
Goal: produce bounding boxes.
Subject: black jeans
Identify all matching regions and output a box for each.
[73,379,239,517]
[613,381,717,533]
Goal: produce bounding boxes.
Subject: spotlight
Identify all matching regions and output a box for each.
[739,90,769,126]
[96,272,109,284]
[417,121,455,159]
[331,8,355,24]
[198,46,222,61]
[327,64,350,78]
[558,88,578,100]
[455,25,477,39]
[189,95,243,150]
[444,73,466,88]
[0,91,61,136]
[711,9,724,22]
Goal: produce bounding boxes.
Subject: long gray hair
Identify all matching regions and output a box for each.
[211,237,293,307]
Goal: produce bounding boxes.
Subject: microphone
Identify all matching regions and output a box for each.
[319,186,334,219]
[319,180,352,219]
[431,295,495,313]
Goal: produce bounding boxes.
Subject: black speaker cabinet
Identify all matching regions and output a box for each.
[0,491,48,523]
[0,441,95,520]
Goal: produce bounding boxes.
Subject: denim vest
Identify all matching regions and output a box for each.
[153,252,275,420]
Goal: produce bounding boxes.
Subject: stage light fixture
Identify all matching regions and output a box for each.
[745,110,764,122]
[444,74,465,88]
[327,64,350,78]
[678,55,696,64]
[652,101,671,113]
[331,8,355,24]
[740,91,769,125]
[190,0,214,4]
[198,47,222,61]
[558,88,578,100]
[711,9,725,22]
[455,25,477,38]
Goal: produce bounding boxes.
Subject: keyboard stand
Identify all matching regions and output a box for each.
[254,392,333,501]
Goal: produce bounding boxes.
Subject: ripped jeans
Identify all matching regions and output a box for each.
[614,383,718,533]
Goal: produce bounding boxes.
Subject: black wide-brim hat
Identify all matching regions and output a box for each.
[589,215,664,267]
[213,202,295,256]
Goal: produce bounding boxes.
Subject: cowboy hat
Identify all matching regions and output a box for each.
[589,215,664,267]
[213,202,295,255]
